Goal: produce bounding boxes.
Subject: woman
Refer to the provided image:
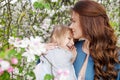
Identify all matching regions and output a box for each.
[70,0,120,80]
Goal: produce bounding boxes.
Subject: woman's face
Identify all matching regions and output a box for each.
[69,11,83,40]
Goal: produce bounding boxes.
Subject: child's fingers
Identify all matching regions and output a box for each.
[46,43,57,46]
[44,43,58,51]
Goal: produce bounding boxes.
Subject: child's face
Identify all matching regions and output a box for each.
[62,32,74,49]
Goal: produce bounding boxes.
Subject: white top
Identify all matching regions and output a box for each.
[34,47,77,80]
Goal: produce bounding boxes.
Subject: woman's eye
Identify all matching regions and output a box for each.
[71,20,75,23]
[68,23,71,26]
[70,18,75,23]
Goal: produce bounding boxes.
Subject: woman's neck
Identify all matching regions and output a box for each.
[82,40,90,55]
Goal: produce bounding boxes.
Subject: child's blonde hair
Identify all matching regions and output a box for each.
[50,25,72,45]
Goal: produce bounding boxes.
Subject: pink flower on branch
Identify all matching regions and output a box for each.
[11,58,18,65]
[7,66,14,73]
[0,59,3,62]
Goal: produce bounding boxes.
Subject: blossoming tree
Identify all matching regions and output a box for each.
[0,0,119,80]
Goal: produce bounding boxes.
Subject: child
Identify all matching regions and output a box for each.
[34,25,77,80]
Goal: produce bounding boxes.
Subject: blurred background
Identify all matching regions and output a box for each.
[0,0,120,80]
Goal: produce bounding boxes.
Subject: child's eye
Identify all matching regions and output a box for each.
[72,20,75,22]
[68,38,71,40]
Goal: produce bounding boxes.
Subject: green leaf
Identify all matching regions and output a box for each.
[44,3,50,9]
[0,48,16,59]
[33,2,44,9]
[44,74,54,80]
[0,51,5,58]
[110,21,118,28]
[0,71,10,80]
[6,48,17,59]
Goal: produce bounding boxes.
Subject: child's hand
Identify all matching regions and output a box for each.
[69,46,77,63]
[70,46,77,54]
[44,43,58,51]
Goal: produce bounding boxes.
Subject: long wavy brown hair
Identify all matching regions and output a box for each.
[72,1,120,80]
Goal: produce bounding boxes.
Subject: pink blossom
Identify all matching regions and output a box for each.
[57,69,63,75]
[0,59,3,62]
[0,67,4,75]
[11,58,18,64]
[57,69,69,76]
[7,66,14,73]
[63,70,69,76]
[54,78,58,80]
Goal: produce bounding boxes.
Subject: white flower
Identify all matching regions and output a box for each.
[43,18,51,24]
[47,10,55,17]
[41,23,50,30]
[28,43,46,56]
[28,36,46,55]
[13,75,17,79]
[8,37,15,45]
[9,37,29,48]
[0,60,10,70]
[0,43,2,47]
[30,36,43,43]
[8,37,22,47]
[0,25,3,28]
[1,1,5,6]
[51,0,58,2]
[22,52,35,62]
[20,38,30,48]
[9,36,46,62]
[15,48,21,53]
[31,0,38,4]
[26,75,33,80]
[60,5,66,11]
[22,52,34,62]
[13,38,23,47]
[10,0,17,4]
[13,67,19,75]
[41,18,51,30]
[33,25,39,31]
